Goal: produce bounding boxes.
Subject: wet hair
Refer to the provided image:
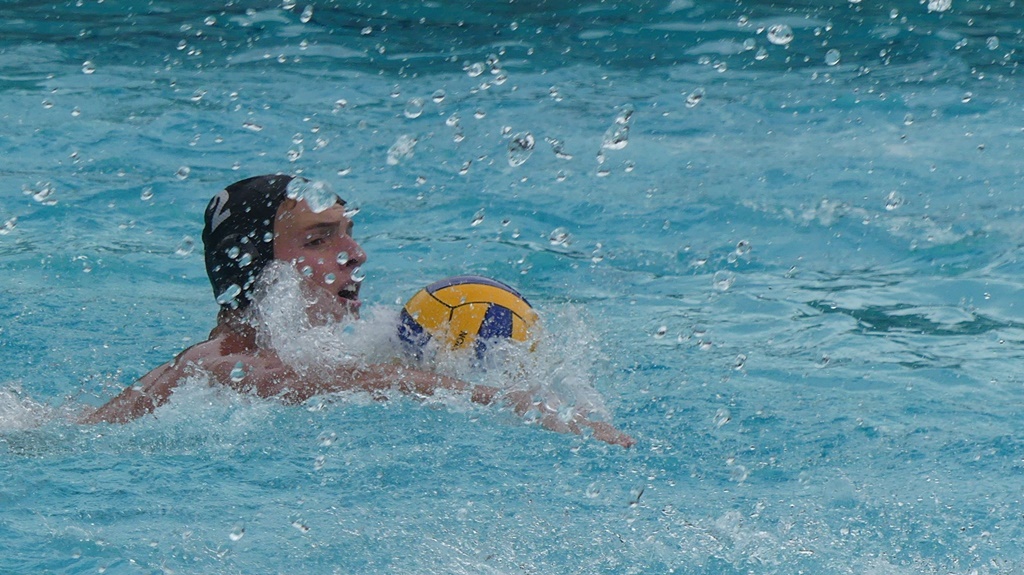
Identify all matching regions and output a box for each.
[201,174,293,310]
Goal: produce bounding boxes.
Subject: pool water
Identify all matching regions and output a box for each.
[3,1,1024,573]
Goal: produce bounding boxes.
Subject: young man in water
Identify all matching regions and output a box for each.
[83,174,635,448]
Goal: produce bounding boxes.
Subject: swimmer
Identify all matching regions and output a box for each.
[82,174,635,448]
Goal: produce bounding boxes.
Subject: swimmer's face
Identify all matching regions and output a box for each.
[273,198,367,320]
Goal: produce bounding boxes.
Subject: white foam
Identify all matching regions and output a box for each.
[248,264,612,420]
[0,384,56,431]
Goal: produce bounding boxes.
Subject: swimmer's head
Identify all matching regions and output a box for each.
[202,174,346,310]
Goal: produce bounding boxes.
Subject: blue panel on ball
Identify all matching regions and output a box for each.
[398,308,431,357]
[475,304,512,359]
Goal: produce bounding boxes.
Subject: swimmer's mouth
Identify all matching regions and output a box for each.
[338,283,360,302]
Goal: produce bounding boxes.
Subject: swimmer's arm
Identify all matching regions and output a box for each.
[79,361,182,424]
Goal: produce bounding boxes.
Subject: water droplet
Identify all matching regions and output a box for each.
[335,251,350,266]
[548,227,570,246]
[734,354,747,370]
[714,408,731,428]
[230,361,246,382]
[445,113,460,128]
[42,99,54,109]
[26,182,57,205]
[228,522,245,541]
[0,217,17,235]
[508,132,535,167]
[653,325,668,339]
[333,99,348,112]
[431,89,446,103]
[238,252,252,268]
[175,236,195,256]
[545,137,572,160]
[962,92,973,104]
[465,62,485,77]
[313,454,326,470]
[474,109,486,119]
[216,284,242,306]
[585,482,601,498]
[242,121,263,132]
[471,209,485,227]
[903,113,914,126]
[685,87,705,108]
[361,26,373,35]
[885,190,904,211]
[713,270,735,291]
[82,60,96,74]
[755,47,769,60]
[225,245,240,261]
[351,267,365,283]
[735,240,751,256]
[986,36,999,50]
[286,178,338,212]
[176,166,191,180]
[387,134,418,165]
[291,520,310,533]
[404,97,424,119]
[318,430,337,446]
[766,24,793,46]
[458,160,472,175]
[300,5,313,22]
[927,0,951,12]
[825,49,841,66]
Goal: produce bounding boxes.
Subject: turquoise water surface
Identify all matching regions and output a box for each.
[3,1,1024,573]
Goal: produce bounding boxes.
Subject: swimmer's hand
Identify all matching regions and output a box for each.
[500,389,636,449]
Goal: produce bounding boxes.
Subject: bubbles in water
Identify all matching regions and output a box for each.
[825,49,841,66]
[755,47,769,60]
[229,522,245,541]
[766,24,794,45]
[685,87,705,108]
[903,113,914,126]
[464,62,485,77]
[431,89,446,103]
[300,5,313,22]
[734,240,751,257]
[140,187,154,201]
[548,227,570,246]
[508,132,535,167]
[404,97,424,119]
[175,236,195,256]
[387,134,418,165]
[82,60,96,74]
[176,166,191,180]
[986,36,1000,50]
[230,361,246,382]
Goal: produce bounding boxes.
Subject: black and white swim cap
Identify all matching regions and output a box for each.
[202,174,293,309]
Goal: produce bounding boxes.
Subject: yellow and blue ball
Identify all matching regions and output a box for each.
[398,275,539,358]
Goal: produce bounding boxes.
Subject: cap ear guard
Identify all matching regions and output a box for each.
[208,232,268,309]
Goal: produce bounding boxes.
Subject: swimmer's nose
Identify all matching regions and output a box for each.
[344,239,367,267]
